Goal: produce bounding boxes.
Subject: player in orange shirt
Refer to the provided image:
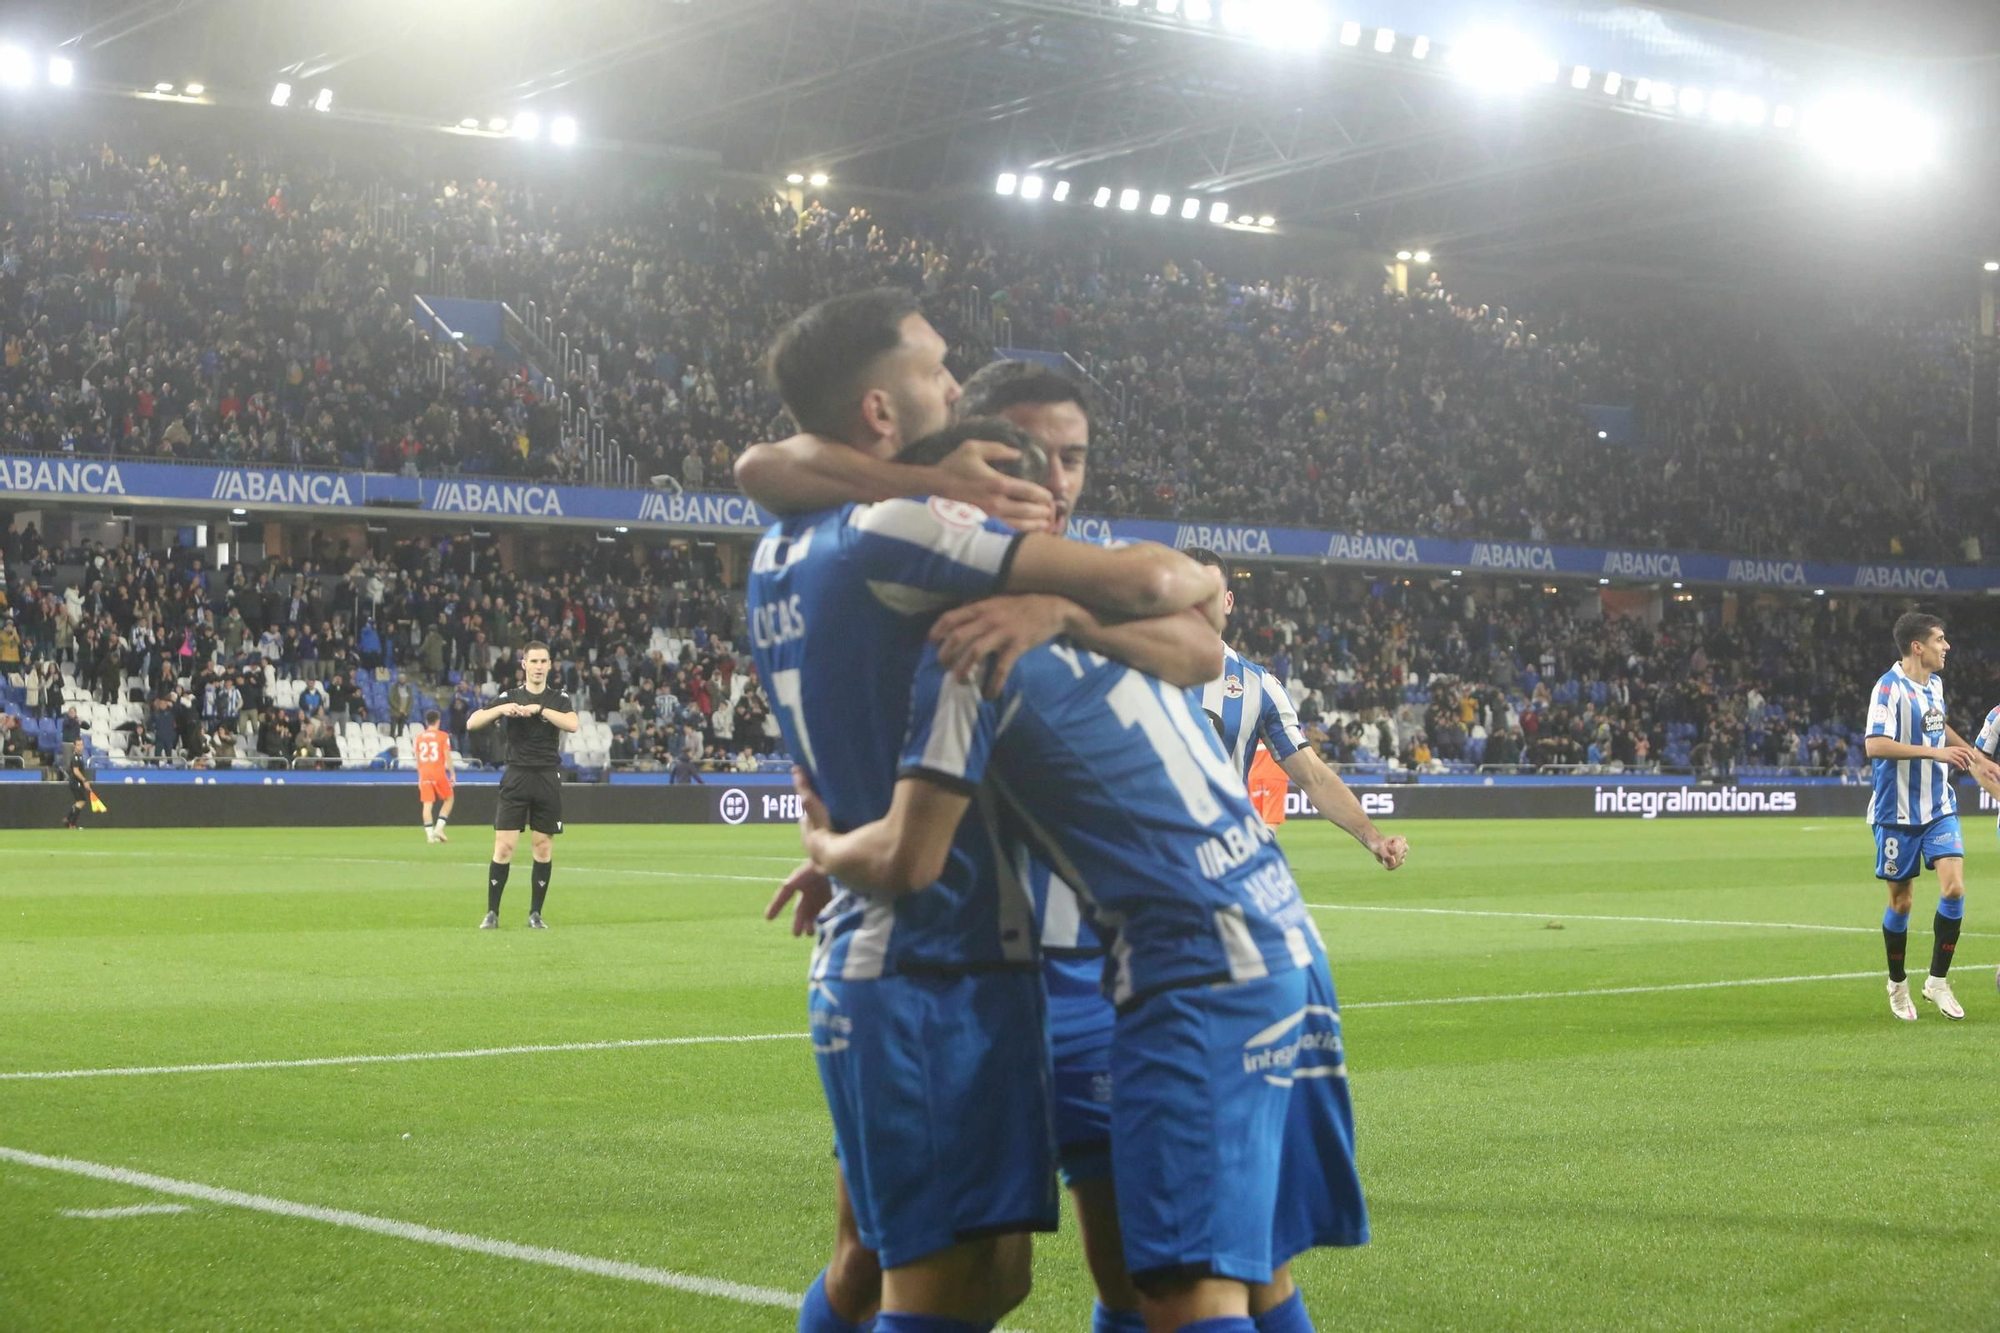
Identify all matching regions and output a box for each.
[415,709,456,843]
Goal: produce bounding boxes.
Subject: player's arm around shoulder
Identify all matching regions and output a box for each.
[735,431,1053,527]
[1004,534,1225,625]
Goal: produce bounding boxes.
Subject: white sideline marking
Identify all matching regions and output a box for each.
[1307,901,2000,939]
[1,1032,807,1082]
[1,1146,797,1311]
[1344,969,1896,1010]
[60,1203,192,1219]
[45,850,782,884]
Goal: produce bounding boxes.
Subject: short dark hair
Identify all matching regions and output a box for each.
[522,640,551,658]
[1183,545,1232,582]
[766,288,923,437]
[898,417,1048,483]
[1893,612,1944,657]
[959,360,1096,436]
[424,709,441,726]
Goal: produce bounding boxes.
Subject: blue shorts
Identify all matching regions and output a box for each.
[1045,953,1115,1187]
[1874,815,1964,882]
[811,970,1059,1269]
[1110,958,1369,1287]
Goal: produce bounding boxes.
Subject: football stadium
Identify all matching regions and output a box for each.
[5,1,2000,1328]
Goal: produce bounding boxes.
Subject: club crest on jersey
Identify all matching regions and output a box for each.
[1222,674,1245,699]
[927,496,985,529]
[1923,707,1945,735]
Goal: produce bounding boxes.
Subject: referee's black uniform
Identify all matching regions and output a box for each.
[64,751,92,830]
[493,684,573,836]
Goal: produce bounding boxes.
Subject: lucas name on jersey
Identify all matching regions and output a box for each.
[751,593,807,651]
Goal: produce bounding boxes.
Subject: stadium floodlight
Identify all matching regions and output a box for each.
[1219,0,1252,31]
[786,172,805,184]
[996,172,1018,196]
[1413,249,1431,263]
[1570,65,1590,90]
[1181,197,1201,219]
[1597,430,1609,440]
[1119,188,1141,210]
[487,116,507,131]
[1739,96,1767,126]
[1451,569,1463,577]
[1631,78,1651,103]
[1209,201,1229,223]
[1155,0,1179,13]
[1602,71,1622,95]
[1339,21,1360,46]
[1115,0,1137,5]
[1258,215,1276,228]
[1374,28,1396,53]
[312,87,332,112]
[48,56,73,86]
[551,116,578,147]
[1237,214,1255,224]
[0,45,34,87]
[1052,180,1070,201]
[614,526,630,534]
[1020,174,1044,200]
[1094,186,1113,207]
[1648,82,1676,110]
[1801,93,1939,174]
[231,507,248,516]
[1149,193,1171,216]
[1814,588,1827,597]
[270,81,292,107]
[1184,0,1213,19]
[808,171,829,186]
[1411,35,1430,60]
[1772,104,1795,129]
[1396,250,1413,260]
[1678,87,1705,116]
[184,82,204,96]
[1672,581,1683,589]
[1249,0,1329,49]
[512,109,539,139]
[460,117,480,129]
[1985,261,1999,272]
[1449,29,1555,91]
[1599,578,1610,585]
[1708,90,1738,123]
[153,81,175,93]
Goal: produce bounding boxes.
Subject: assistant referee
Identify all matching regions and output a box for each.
[467,641,579,929]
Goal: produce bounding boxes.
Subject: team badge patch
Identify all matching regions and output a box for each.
[1222,675,1245,699]
[927,496,985,529]
[1923,707,1945,735]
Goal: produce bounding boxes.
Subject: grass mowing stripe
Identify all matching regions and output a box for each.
[1307,901,2000,938]
[0,1145,800,1311]
[14,967,1962,1083]
[0,1032,807,1082]
[38,850,784,884]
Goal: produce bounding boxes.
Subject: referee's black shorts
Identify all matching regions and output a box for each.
[494,767,564,836]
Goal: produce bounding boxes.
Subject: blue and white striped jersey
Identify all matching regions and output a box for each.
[1199,645,1308,781]
[903,639,1319,1007]
[1866,663,1955,826]
[747,495,1030,981]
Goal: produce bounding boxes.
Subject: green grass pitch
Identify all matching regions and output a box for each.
[5,818,2000,1330]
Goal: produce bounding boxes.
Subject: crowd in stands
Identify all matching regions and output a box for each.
[0,520,782,774]
[1221,566,2000,777]
[3,127,1992,567]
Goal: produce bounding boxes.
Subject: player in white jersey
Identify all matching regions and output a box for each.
[1864,613,1992,1021]
[1181,547,1407,874]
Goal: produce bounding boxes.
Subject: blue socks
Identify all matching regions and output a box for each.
[799,1271,873,1333]
[1255,1290,1315,1333]
[1938,894,1964,921]
[1883,906,1910,932]
[1178,1320,1258,1333]
[872,1316,988,1333]
[1093,1303,1148,1332]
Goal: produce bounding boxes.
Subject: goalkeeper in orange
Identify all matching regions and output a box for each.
[415,709,456,843]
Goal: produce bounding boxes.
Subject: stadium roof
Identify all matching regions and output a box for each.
[7,0,1999,284]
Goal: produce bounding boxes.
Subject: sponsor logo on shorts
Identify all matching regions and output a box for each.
[719,788,751,824]
[1240,1004,1346,1087]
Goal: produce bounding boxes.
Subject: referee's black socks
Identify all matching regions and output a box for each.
[530,861,552,917]
[488,862,510,915]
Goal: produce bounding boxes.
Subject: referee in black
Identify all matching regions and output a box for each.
[467,641,579,929]
[63,739,93,831]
